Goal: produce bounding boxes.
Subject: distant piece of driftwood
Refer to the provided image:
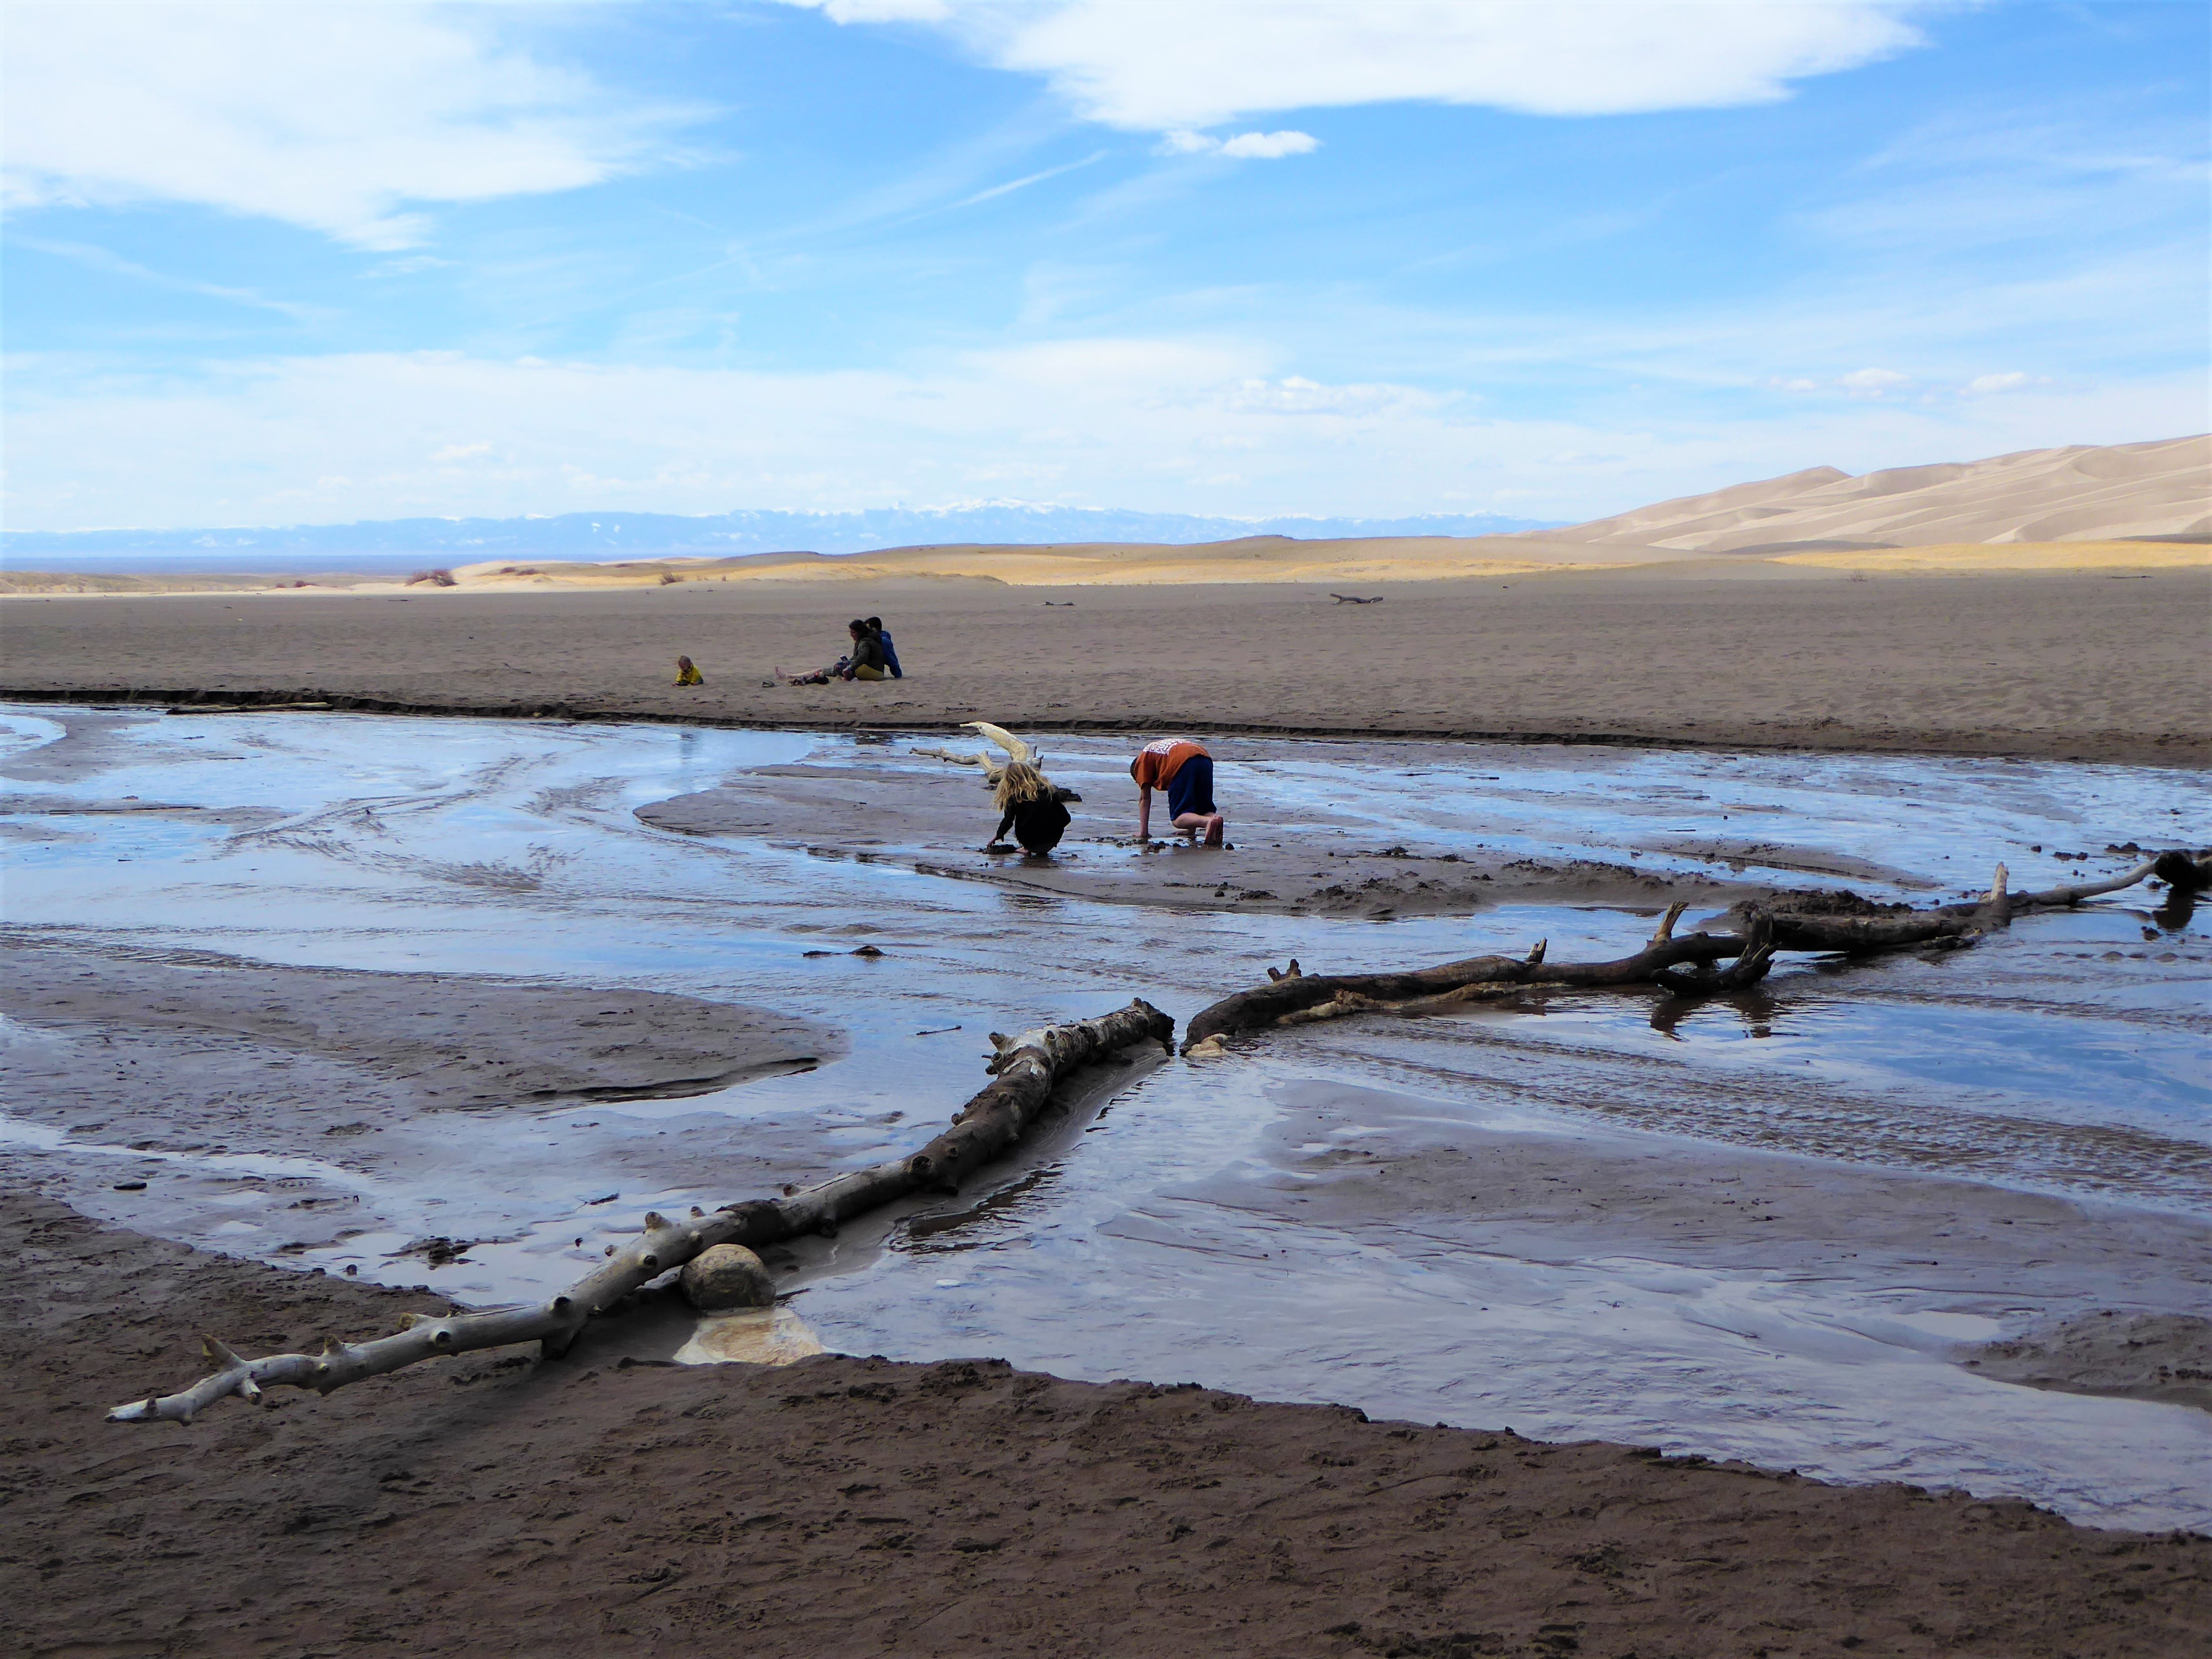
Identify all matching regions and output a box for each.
[111,999,1175,1425]
[1329,593,1385,604]
[1182,854,2199,1051]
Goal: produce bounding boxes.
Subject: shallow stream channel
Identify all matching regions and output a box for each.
[2,702,2206,1530]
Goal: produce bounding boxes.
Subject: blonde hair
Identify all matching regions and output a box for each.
[993,760,1052,812]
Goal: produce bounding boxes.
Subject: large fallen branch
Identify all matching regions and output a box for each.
[1183,853,2201,1051]
[110,998,1175,1424]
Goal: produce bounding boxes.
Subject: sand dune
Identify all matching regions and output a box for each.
[1537,434,2210,552]
[3,437,2203,599]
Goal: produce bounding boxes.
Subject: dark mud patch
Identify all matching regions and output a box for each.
[1960,1312,2212,1413]
[1,934,838,1116]
[6,1187,2204,1659]
[0,790,284,829]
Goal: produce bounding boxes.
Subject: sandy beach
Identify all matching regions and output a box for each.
[6,564,2208,765]
[7,1186,2205,1658]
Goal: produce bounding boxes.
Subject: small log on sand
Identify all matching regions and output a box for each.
[110,999,1174,1425]
[1184,854,2193,1051]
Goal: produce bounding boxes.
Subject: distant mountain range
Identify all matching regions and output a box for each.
[1,504,1557,572]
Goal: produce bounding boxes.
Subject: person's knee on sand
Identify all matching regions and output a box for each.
[1129,737,1226,847]
[1172,810,1225,846]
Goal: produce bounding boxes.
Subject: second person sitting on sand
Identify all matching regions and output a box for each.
[1131,737,1225,846]
[984,760,1071,855]
[783,620,888,685]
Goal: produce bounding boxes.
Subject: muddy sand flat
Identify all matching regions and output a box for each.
[637,755,1783,921]
[6,1188,2204,1659]
[6,568,2208,765]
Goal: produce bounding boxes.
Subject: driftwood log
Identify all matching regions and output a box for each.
[110,999,1175,1425]
[1183,854,2200,1051]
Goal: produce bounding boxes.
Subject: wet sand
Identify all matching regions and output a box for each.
[6,567,2208,764]
[7,701,2208,1643]
[638,755,1782,920]
[1205,1078,2212,1414]
[3,938,838,1109]
[0,938,858,1277]
[7,1187,2205,1659]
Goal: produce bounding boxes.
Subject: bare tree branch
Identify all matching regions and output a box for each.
[110,999,1175,1425]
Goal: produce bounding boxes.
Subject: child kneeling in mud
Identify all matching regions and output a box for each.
[984,760,1071,855]
[1130,737,1225,846]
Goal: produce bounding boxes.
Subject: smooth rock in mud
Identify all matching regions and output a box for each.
[680,1243,776,1311]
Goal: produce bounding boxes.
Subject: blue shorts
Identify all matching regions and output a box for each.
[1165,754,1215,819]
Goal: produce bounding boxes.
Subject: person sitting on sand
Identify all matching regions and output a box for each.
[985,760,1071,855]
[674,655,704,686]
[1131,737,1225,846]
[842,619,888,681]
[866,616,903,680]
[781,620,886,685]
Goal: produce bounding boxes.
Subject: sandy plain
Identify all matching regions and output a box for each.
[5,562,2209,766]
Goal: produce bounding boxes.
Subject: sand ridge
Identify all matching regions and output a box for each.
[4,569,2206,765]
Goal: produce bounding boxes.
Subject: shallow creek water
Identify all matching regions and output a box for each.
[2,704,2206,1529]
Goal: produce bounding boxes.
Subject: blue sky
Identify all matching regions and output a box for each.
[3,1,2205,531]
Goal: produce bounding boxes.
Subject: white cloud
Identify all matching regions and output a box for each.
[814,0,952,20]
[1840,367,1911,396]
[2,3,698,249]
[779,1,1928,128]
[1963,371,2032,396]
[1161,128,1320,160]
[1219,131,1322,160]
[7,343,2201,531]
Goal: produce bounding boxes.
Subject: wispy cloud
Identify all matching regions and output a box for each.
[951,149,1112,208]
[8,236,325,320]
[2,3,707,248]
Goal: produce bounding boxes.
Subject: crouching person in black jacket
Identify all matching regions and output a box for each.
[985,761,1072,855]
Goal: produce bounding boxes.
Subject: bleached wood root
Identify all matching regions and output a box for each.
[961,721,1036,766]
[109,999,1174,1425]
[916,724,1041,790]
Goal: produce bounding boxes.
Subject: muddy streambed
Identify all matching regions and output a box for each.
[2,703,2206,1531]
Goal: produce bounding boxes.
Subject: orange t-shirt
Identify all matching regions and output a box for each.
[1131,738,1208,789]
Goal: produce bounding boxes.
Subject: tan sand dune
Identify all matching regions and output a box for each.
[1537,434,2210,552]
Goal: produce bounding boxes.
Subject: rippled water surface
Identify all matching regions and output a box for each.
[3,704,2206,1528]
